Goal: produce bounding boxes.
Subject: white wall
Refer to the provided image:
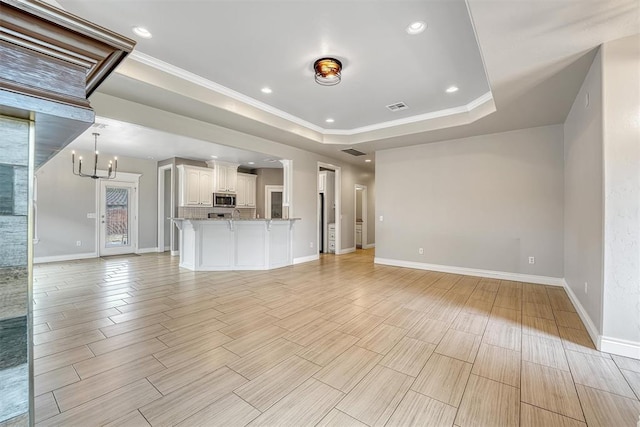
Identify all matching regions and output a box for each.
[376,125,565,279]
[35,149,158,259]
[601,34,640,350]
[563,50,604,333]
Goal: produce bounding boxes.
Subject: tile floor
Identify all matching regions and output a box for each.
[32,250,640,426]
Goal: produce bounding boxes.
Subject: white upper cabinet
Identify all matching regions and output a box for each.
[177,165,214,207]
[207,161,239,193]
[236,173,256,207]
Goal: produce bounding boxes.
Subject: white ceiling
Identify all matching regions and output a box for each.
[52,0,639,167]
[67,117,283,169]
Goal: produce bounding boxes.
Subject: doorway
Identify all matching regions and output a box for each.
[317,163,341,255]
[355,184,367,250]
[157,164,174,253]
[99,180,138,256]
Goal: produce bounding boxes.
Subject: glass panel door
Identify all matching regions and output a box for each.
[100,181,136,256]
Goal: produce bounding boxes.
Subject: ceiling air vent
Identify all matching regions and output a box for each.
[342,148,367,157]
[386,102,409,112]
[92,122,108,129]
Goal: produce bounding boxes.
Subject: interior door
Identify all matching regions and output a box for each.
[99,181,137,256]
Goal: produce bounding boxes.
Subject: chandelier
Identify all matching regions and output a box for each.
[71,133,118,179]
[314,57,342,86]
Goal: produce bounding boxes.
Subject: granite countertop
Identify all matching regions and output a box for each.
[170,218,301,221]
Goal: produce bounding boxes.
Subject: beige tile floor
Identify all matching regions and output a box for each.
[32,250,640,426]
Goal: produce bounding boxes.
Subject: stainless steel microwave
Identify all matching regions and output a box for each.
[213,193,236,208]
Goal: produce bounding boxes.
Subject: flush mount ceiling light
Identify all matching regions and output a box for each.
[446,86,459,93]
[365,159,372,163]
[132,26,152,39]
[325,118,335,123]
[406,21,426,35]
[314,57,342,86]
[261,87,272,94]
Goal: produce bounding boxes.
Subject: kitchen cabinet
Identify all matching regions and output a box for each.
[210,161,239,192]
[177,165,214,207]
[236,173,257,207]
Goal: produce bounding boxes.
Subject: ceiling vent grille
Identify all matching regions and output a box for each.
[386,102,409,112]
[342,148,367,157]
[92,122,108,129]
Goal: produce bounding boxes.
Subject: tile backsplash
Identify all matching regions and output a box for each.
[178,206,256,219]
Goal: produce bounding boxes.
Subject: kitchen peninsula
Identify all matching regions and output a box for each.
[172,218,299,271]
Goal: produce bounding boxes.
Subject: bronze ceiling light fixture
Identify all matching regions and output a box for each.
[314,57,342,86]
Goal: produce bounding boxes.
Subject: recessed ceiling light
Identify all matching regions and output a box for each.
[446,86,459,93]
[132,26,152,39]
[406,21,426,35]
[248,162,255,165]
[210,155,218,158]
[261,87,272,94]
[365,159,372,163]
[325,118,335,123]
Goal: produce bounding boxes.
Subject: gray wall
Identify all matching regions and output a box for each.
[254,168,282,219]
[376,125,564,278]
[601,35,640,344]
[35,148,158,259]
[563,49,604,332]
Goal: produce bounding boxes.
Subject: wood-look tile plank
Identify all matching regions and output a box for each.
[336,365,413,426]
[103,410,151,427]
[547,288,575,312]
[54,355,165,411]
[274,308,325,331]
[356,323,407,355]
[522,315,561,341]
[482,320,521,351]
[38,379,161,427]
[223,324,287,356]
[140,367,247,426]
[218,312,278,339]
[313,345,382,393]
[553,310,585,330]
[520,403,586,427]
[317,409,368,427]
[153,331,232,367]
[471,343,521,387]
[297,330,360,366]
[406,317,449,344]
[558,326,609,358]
[455,375,519,427]
[384,307,426,330]
[450,311,488,335]
[576,384,640,427]
[227,338,302,380]
[522,333,569,371]
[385,390,457,427]
[73,338,167,379]
[34,365,79,396]
[157,319,226,347]
[284,318,340,346]
[521,361,584,421]
[235,355,321,411]
[33,330,106,359]
[565,350,635,398]
[159,308,223,331]
[34,392,59,424]
[99,312,170,338]
[175,393,260,427]
[337,312,385,338]
[411,353,472,407]
[380,336,435,377]
[621,369,640,399]
[247,378,344,427]
[435,329,481,363]
[33,318,114,345]
[523,302,555,320]
[322,303,368,324]
[34,345,94,376]
[612,354,640,373]
[88,323,168,355]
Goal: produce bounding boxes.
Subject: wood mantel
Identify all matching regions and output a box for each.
[0,0,136,165]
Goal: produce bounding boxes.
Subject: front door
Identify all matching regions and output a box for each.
[99,181,137,256]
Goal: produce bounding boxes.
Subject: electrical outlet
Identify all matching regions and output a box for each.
[379,215,384,222]
[310,242,313,248]
[528,256,535,264]
[418,248,424,255]
[584,282,588,294]
[76,240,82,247]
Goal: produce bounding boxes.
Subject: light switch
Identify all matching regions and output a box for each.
[379,215,384,222]
[87,213,97,219]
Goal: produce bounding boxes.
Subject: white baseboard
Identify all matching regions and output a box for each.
[374,258,564,286]
[164,246,171,251]
[136,247,158,254]
[34,252,97,264]
[170,250,179,256]
[561,279,602,350]
[363,243,376,249]
[293,254,319,265]
[600,336,640,360]
[338,247,356,255]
